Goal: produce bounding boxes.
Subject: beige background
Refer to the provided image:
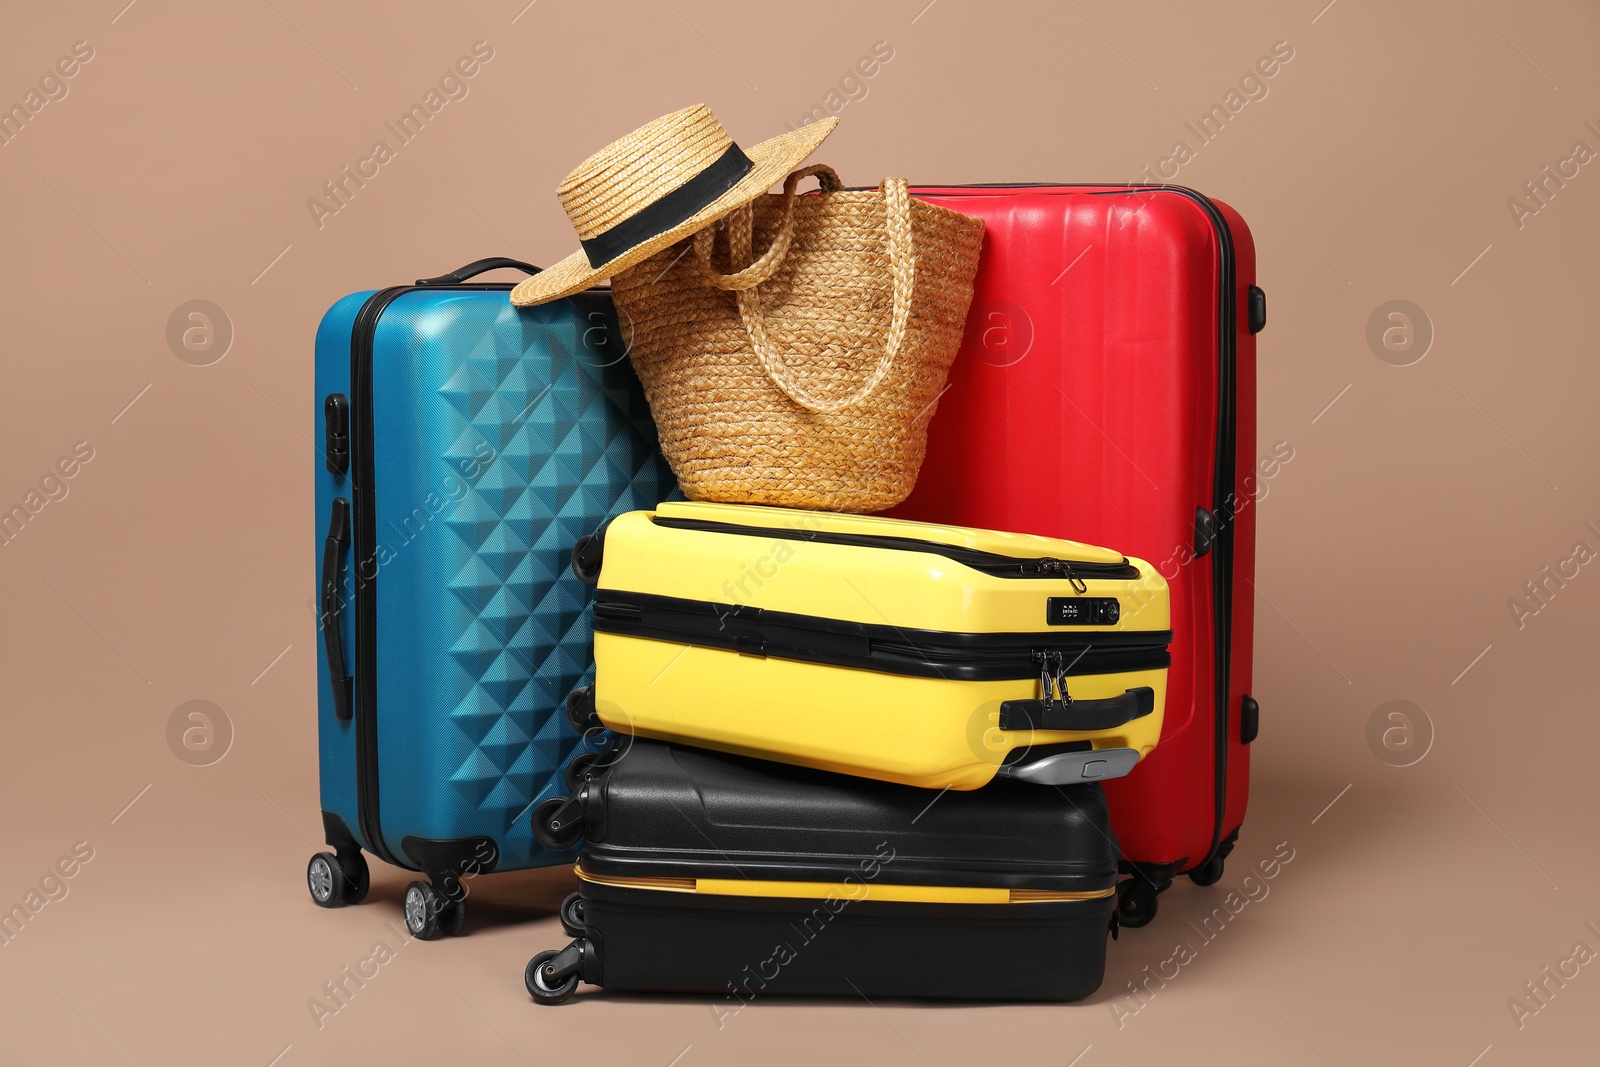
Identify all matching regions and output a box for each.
[2,0,1597,1063]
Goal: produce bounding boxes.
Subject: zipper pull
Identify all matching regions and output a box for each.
[1063,561,1088,595]
[1037,652,1055,709]
[1050,650,1072,709]
[1028,557,1089,593]
[1035,650,1071,712]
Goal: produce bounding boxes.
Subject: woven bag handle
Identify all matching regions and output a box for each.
[699,170,915,415]
[692,165,843,291]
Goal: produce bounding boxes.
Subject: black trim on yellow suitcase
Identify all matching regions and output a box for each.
[593,589,1172,681]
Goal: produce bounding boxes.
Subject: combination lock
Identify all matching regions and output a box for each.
[1046,597,1121,626]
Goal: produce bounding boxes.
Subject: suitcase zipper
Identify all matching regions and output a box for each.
[650,516,1138,584]
[1031,559,1090,593]
[345,280,523,868]
[575,865,1114,903]
[593,591,1171,682]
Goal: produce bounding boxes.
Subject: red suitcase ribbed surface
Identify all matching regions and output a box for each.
[892,185,1259,889]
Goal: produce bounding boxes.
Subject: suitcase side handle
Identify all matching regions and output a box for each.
[320,498,353,722]
[415,258,542,285]
[997,686,1155,733]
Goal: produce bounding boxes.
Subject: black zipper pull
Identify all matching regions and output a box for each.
[1063,561,1089,595]
[1050,650,1072,709]
[1025,557,1090,593]
[1035,649,1072,712]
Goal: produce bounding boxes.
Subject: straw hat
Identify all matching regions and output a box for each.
[510,105,837,306]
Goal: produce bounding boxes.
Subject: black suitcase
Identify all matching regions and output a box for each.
[525,740,1118,1005]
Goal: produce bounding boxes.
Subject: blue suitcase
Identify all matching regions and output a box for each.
[309,257,675,938]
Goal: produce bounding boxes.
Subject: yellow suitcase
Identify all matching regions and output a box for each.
[571,501,1171,790]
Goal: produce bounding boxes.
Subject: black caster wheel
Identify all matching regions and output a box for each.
[307,853,347,908]
[566,686,600,734]
[1187,855,1225,887]
[565,751,603,794]
[404,881,444,940]
[337,851,370,905]
[571,533,603,585]
[559,891,586,937]
[533,796,584,852]
[1116,879,1161,928]
[526,949,579,1004]
[438,898,468,937]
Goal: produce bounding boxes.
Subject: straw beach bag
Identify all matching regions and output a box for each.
[610,165,984,513]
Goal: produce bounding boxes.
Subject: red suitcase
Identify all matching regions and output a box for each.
[892,185,1263,927]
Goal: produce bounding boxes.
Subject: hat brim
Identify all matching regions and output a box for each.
[510,117,838,307]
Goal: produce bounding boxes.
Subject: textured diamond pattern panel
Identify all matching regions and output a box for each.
[439,303,674,839]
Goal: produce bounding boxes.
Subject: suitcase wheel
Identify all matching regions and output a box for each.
[565,750,605,794]
[1187,855,1225,887]
[403,880,466,940]
[565,686,600,734]
[559,890,586,937]
[307,851,368,908]
[526,944,583,1005]
[439,895,467,936]
[533,795,585,852]
[570,533,603,586]
[1115,878,1163,929]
